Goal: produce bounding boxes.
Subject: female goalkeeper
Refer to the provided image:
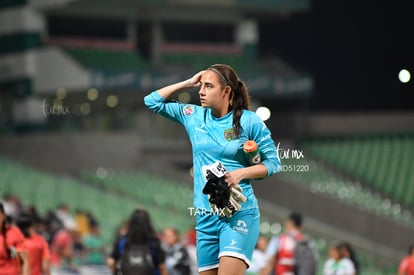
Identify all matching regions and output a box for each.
[144,64,281,275]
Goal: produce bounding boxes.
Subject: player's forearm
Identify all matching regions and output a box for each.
[158,263,168,275]
[226,164,268,186]
[107,257,116,272]
[42,260,51,275]
[157,79,192,99]
[19,252,30,275]
[239,164,268,181]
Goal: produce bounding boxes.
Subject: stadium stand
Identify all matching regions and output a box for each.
[280,157,414,227]
[0,158,195,243]
[302,133,414,208]
[79,170,193,213]
[0,156,401,274]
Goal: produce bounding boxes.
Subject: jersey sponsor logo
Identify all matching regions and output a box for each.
[224,238,242,251]
[224,128,237,141]
[233,219,248,233]
[183,105,194,116]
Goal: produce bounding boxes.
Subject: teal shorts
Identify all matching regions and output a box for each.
[195,208,260,272]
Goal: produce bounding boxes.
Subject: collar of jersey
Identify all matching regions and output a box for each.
[208,108,233,121]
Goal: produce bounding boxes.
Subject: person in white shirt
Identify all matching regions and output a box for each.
[323,243,356,275]
[246,235,268,275]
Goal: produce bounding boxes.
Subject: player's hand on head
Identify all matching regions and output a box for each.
[188,70,205,87]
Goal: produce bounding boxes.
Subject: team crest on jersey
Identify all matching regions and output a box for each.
[183,105,194,116]
[224,128,237,141]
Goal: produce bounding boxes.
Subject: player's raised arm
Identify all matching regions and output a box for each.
[157,70,204,99]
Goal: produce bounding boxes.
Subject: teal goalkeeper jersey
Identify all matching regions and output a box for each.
[144,91,281,211]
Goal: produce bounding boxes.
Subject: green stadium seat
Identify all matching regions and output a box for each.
[0,158,195,243]
[280,148,414,227]
[302,133,414,210]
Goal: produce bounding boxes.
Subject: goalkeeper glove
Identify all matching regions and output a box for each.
[202,161,247,217]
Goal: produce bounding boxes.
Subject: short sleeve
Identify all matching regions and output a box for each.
[41,236,51,260]
[10,226,26,253]
[399,257,409,273]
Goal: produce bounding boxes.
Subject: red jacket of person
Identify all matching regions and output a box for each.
[275,232,304,275]
[399,256,414,275]
[0,225,27,275]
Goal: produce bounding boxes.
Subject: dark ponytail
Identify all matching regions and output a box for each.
[16,213,33,238]
[231,79,250,137]
[208,64,250,137]
[0,203,11,258]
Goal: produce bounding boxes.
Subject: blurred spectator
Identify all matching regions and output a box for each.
[27,205,47,236]
[107,208,167,275]
[107,219,128,273]
[183,228,198,275]
[264,212,307,275]
[44,210,63,244]
[246,235,268,275]
[322,243,355,275]
[55,203,76,230]
[337,242,359,275]
[163,227,191,275]
[75,209,91,238]
[322,245,340,275]
[50,218,79,272]
[2,193,22,222]
[72,228,85,265]
[0,202,30,275]
[82,222,105,265]
[399,244,414,275]
[16,213,51,275]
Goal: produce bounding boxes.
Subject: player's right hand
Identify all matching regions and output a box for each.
[188,70,205,87]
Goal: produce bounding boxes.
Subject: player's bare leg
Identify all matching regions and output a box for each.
[218,256,247,275]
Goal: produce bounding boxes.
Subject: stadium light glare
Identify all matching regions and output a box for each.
[270,222,282,234]
[260,221,270,234]
[256,106,271,121]
[398,69,411,83]
[56,88,67,100]
[106,95,119,108]
[87,88,99,101]
[53,98,62,107]
[96,166,108,179]
[80,102,91,115]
